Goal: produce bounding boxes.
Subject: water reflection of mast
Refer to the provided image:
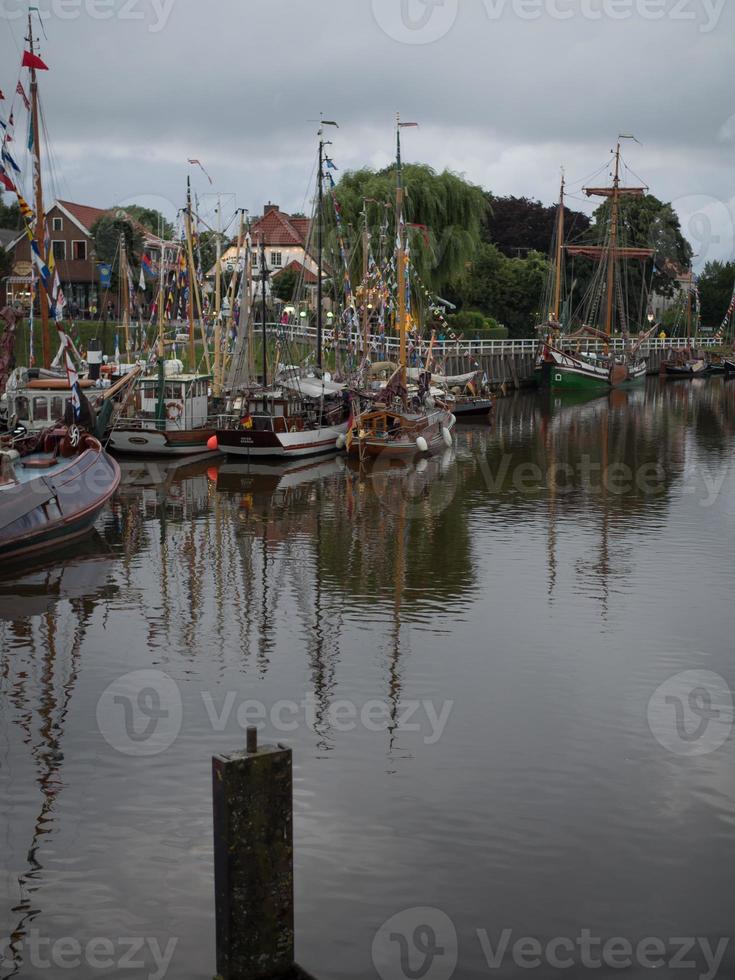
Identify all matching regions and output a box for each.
[4,604,87,976]
[386,491,408,759]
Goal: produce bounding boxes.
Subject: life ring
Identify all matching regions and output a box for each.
[166,402,183,423]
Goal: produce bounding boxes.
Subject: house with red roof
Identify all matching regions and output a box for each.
[218,203,321,303]
[6,199,110,315]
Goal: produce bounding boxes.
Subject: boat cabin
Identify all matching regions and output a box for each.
[132,374,210,430]
[6,381,97,433]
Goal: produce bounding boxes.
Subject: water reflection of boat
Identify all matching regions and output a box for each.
[0,534,115,618]
[215,455,344,495]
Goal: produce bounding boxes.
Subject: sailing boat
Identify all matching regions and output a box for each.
[664,268,709,377]
[107,181,220,456]
[347,117,455,459]
[213,122,351,459]
[542,138,653,390]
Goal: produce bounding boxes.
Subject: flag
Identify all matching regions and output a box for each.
[16,191,34,222]
[325,157,338,171]
[141,253,155,278]
[15,82,30,111]
[0,168,14,193]
[187,158,212,184]
[139,266,145,290]
[1,147,20,173]
[22,51,49,71]
[398,122,419,128]
[30,239,50,287]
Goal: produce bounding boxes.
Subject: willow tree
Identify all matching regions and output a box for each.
[333,164,488,296]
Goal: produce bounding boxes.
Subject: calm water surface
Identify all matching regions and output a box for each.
[1,380,734,979]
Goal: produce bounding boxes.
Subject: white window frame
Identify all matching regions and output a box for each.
[52,216,63,232]
[270,251,282,268]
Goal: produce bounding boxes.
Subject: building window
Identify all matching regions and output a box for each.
[271,251,282,267]
[72,240,87,260]
[52,216,63,232]
[52,240,66,261]
[251,251,258,267]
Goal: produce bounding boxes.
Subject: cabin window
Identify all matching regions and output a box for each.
[270,251,282,268]
[72,240,87,260]
[33,397,49,422]
[52,240,66,261]
[52,216,63,231]
[14,397,29,421]
[51,396,64,419]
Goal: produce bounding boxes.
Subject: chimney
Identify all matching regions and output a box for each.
[263,202,279,215]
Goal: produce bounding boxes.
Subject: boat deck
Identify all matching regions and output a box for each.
[0,454,69,488]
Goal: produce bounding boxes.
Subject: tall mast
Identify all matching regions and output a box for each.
[604,142,622,338]
[120,232,130,357]
[317,133,323,370]
[157,234,166,359]
[185,177,195,371]
[314,118,338,371]
[686,267,693,344]
[395,114,409,390]
[260,237,267,387]
[27,13,50,368]
[213,195,223,394]
[552,173,565,322]
[362,201,370,358]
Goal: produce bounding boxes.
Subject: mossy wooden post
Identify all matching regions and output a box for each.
[212,727,295,979]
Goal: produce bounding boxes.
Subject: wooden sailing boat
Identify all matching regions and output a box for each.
[543,138,652,390]
[347,117,455,459]
[214,121,351,459]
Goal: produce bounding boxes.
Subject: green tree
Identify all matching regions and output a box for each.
[455,243,549,337]
[334,164,488,294]
[697,260,735,327]
[115,205,174,241]
[484,194,591,257]
[90,215,143,288]
[271,266,299,302]
[0,190,20,230]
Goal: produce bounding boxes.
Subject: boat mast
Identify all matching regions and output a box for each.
[260,236,267,387]
[317,130,324,370]
[27,13,50,368]
[604,142,622,337]
[396,115,407,390]
[362,201,370,358]
[686,266,693,344]
[157,236,166,359]
[185,177,196,371]
[552,172,565,323]
[213,194,223,394]
[120,232,130,357]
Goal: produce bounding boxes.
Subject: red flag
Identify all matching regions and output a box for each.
[22,51,49,71]
[16,82,30,111]
[0,172,15,192]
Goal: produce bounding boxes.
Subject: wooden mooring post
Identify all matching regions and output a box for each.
[213,727,317,980]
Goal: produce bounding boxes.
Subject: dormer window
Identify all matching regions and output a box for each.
[52,216,63,232]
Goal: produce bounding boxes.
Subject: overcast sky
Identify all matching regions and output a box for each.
[2,0,734,267]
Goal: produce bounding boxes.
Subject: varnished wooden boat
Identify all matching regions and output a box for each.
[347,406,455,459]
